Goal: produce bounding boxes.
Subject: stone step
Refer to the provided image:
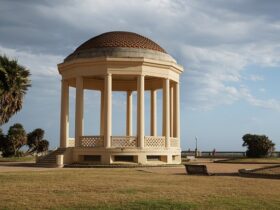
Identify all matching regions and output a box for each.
[36,147,68,167]
[39,158,56,161]
[42,156,57,160]
[38,161,56,163]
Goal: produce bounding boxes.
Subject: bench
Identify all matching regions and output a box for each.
[184,164,213,176]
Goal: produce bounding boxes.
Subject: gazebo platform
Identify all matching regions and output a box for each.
[37,31,184,167]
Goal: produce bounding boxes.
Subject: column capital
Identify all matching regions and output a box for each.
[61,79,69,88]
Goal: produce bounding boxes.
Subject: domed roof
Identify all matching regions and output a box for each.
[65,31,176,63]
[74,31,166,53]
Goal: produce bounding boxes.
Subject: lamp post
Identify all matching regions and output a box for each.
[195,136,198,157]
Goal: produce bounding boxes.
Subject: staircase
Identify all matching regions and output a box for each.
[36,148,66,167]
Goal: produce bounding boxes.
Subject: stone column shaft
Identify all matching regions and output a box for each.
[60,80,69,148]
[100,90,105,135]
[163,79,170,148]
[170,84,174,137]
[104,74,112,148]
[151,90,157,136]
[75,76,84,147]
[126,91,133,136]
[137,75,145,148]
[174,82,180,144]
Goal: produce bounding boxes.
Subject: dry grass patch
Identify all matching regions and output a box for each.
[0,156,35,162]
[0,168,279,209]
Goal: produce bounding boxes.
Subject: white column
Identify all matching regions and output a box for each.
[174,82,180,145]
[126,91,133,136]
[75,76,84,147]
[170,84,174,137]
[100,90,104,135]
[150,90,157,136]
[163,78,170,148]
[104,73,112,148]
[137,75,145,148]
[60,80,69,148]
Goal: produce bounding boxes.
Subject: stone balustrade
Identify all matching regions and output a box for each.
[71,135,179,148]
[80,136,104,147]
[111,136,137,148]
[144,136,166,148]
[68,138,75,147]
[170,137,179,147]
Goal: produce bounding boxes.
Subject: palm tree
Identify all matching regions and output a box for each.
[7,123,27,156]
[0,55,31,125]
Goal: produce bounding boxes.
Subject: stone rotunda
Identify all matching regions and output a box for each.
[57,31,184,165]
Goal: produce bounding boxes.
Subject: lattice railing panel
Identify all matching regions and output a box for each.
[80,136,104,147]
[170,137,179,148]
[144,136,165,148]
[68,138,75,147]
[111,136,137,148]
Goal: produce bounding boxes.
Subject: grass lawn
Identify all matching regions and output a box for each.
[0,156,35,162]
[0,168,279,209]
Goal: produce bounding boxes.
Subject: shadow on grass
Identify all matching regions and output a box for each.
[0,162,36,167]
[174,172,239,177]
[62,200,197,210]
[239,165,280,179]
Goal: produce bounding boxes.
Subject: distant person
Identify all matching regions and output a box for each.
[212,148,216,156]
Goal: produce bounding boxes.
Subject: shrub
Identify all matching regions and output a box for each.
[242,134,275,158]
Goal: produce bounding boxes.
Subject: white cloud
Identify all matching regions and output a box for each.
[180,41,280,111]
[249,75,264,81]
[240,87,280,111]
[0,45,63,78]
[1,0,280,113]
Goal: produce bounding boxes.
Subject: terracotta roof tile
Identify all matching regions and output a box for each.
[74,31,166,53]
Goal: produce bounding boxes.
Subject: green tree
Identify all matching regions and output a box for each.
[0,128,4,142]
[0,128,6,154]
[0,127,14,157]
[0,55,31,125]
[27,128,49,155]
[37,139,49,153]
[242,134,275,158]
[7,123,27,156]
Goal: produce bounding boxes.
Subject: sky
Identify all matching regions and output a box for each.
[0,0,280,151]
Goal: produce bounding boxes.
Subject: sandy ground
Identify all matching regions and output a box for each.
[0,159,277,175]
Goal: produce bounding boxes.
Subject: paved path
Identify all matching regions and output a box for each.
[0,160,276,175]
[141,162,277,175]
